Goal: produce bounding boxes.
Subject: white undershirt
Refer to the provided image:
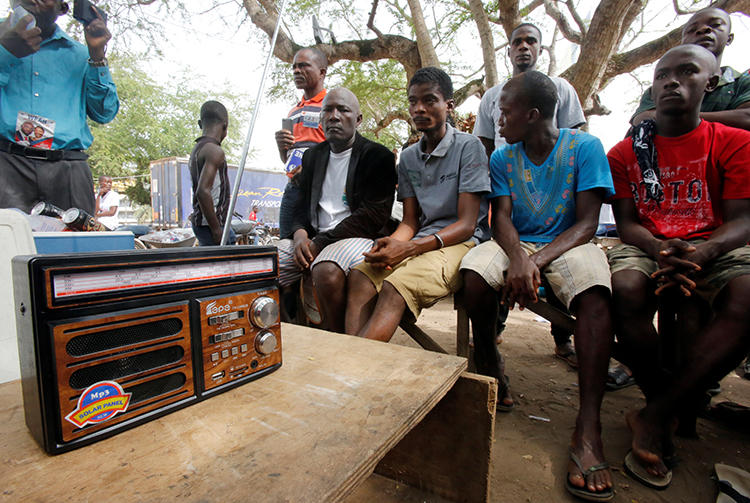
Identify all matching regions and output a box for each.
[317,148,352,232]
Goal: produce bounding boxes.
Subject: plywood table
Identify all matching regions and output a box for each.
[0,323,496,502]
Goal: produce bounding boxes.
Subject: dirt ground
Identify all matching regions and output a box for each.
[347,297,750,503]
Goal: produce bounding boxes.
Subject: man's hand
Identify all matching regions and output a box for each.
[363,237,415,269]
[652,239,701,296]
[502,254,541,310]
[293,235,318,269]
[275,129,294,160]
[210,225,223,246]
[0,16,42,58]
[84,8,110,61]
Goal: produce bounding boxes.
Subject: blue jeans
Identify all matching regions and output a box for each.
[192,225,236,246]
[279,181,302,239]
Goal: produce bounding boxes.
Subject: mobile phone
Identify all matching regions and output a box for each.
[281,118,293,132]
[73,0,107,26]
[8,4,35,30]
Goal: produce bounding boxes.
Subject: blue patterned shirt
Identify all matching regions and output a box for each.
[489,129,614,243]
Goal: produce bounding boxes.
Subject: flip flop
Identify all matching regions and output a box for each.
[496,375,514,412]
[605,365,636,391]
[742,356,750,381]
[624,450,672,490]
[566,450,614,502]
[715,463,750,503]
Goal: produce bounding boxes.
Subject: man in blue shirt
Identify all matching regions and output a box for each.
[460,71,616,501]
[0,0,119,214]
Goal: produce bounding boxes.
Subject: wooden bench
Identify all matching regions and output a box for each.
[399,289,576,362]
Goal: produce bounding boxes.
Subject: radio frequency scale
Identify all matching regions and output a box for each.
[13,246,281,454]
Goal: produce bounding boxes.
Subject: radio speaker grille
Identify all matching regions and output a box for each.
[66,318,183,356]
[69,346,185,389]
[125,373,187,404]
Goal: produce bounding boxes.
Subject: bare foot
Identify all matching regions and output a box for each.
[567,422,612,494]
[626,409,669,477]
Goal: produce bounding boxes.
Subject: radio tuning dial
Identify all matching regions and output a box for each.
[250,296,279,328]
[255,330,278,355]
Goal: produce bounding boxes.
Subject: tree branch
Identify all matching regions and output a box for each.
[454,76,485,106]
[519,0,544,16]
[367,0,384,38]
[565,0,587,37]
[373,110,411,137]
[599,0,750,87]
[543,0,583,44]
[242,0,421,77]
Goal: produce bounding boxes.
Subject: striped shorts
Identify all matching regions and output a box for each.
[276,237,375,287]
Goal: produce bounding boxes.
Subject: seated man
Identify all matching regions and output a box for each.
[278,87,396,332]
[460,71,615,502]
[607,45,750,490]
[345,67,489,342]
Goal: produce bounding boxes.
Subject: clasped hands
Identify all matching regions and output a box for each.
[652,239,706,296]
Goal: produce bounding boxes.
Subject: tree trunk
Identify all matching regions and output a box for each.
[405,0,440,68]
[561,0,639,109]
[467,0,499,88]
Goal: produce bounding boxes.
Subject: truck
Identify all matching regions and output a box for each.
[149,157,288,229]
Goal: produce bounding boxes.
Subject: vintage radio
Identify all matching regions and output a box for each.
[13,246,281,454]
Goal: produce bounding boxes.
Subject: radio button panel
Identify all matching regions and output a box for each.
[197,289,281,392]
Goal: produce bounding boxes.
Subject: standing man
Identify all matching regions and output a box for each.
[189,101,233,247]
[275,47,328,239]
[95,175,119,230]
[0,0,119,214]
[631,7,750,130]
[474,22,586,368]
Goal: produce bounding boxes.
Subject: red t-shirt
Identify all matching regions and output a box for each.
[608,120,750,239]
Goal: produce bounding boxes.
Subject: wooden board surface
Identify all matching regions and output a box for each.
[0,323,467,503]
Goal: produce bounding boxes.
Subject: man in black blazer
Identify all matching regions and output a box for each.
[277,87,397,332]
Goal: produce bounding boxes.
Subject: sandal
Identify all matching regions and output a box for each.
[623,450,672,490]
[566,450,614,501]
[605,364,635,391]
[496,375,514,412]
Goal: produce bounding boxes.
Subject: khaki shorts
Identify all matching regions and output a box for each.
[460,240,612,309]
[607,242,750,306]
[355,241,475,319]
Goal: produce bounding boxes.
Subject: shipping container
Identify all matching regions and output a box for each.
[149,157,287,229]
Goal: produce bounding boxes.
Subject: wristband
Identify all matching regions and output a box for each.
[88,57,108,67]
[433,233,444,249]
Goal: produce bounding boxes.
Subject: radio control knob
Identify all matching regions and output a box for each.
[250,296,279,328]
[255,330,278,355]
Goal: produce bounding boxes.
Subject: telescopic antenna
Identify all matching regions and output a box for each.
[221,0,291,245]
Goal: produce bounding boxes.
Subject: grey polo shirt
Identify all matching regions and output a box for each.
[398,125,490,242]
[474,75,585,149]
